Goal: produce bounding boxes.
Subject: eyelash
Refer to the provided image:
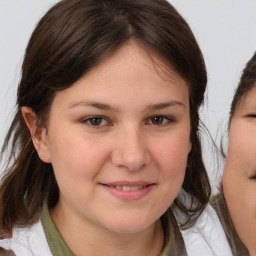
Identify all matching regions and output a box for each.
[250,174,256,180]
[80,115,175,127]
[246,114,256,118]
[80,116,111,127]
[146,115,175,125]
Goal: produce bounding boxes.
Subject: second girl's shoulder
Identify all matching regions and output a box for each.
[0,221,52,256]
[175,190,233,256]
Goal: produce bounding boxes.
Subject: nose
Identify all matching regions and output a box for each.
[111,127,151,172]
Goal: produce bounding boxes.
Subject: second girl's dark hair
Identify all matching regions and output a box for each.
[212,53,256,256]
[229,53,256,122]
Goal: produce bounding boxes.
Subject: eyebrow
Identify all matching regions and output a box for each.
[69,101,113,110]
[68,100,185,111]
[145,101,185,111]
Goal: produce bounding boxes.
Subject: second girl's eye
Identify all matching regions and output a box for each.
[82,116,108,127]
[247,114,256,118]
[148,116,173,125]
[249,174,256,180]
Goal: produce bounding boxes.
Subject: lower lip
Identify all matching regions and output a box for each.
[101,185,154,201]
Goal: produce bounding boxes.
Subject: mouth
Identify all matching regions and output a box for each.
[107,185,151,191]
[100,182,155,200]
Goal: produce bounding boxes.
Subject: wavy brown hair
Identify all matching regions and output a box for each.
[212,53,256,256]
[0,0,210,251]
[229,53,256,121]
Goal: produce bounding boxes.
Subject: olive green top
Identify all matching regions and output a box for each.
[40,204,173,256]
[40,204,75,256]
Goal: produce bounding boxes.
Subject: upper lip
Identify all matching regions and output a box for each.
[100,181,155,187]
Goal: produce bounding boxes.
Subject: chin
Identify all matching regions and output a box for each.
[103,216,156,234]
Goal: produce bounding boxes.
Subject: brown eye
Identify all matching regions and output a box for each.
[148,115,174,125]
[151,116,164,125]
[89,117,103,126]
[81,116,108,127]
[89,117,102,126]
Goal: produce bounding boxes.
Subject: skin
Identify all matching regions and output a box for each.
[22,40,191,256]
[223,84,256,256]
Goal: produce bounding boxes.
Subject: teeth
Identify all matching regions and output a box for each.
[122,186,131,191]
[113,185,145,191]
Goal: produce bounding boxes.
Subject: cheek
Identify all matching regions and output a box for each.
[227,124,256,167]
[223,175,256,239]
[151,139,189,212]
[153,133,190,183]
[48,130,109,181]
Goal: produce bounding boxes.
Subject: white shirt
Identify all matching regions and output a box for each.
[0,203,232,256]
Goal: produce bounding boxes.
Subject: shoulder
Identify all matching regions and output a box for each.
[174,190,232,256]
[172,190,232,256]
[0,221,52,256]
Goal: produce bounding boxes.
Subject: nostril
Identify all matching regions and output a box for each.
[111,148,150,171]
[110,130,151,171]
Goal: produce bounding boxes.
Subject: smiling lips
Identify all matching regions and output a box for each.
[109,185,148,191]
[101,182,155,200]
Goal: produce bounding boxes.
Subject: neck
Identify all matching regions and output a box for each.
[50,203,164,256]
[249,250,256,256]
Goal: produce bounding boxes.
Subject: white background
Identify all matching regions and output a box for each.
[1,0,256,190]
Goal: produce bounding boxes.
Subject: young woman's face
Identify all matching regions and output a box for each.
[42,41,191,234]
[223,84,256,254]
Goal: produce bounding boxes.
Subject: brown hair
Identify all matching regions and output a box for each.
[229,52,256,123]
[0,0,210,249]
[212,53,256,256]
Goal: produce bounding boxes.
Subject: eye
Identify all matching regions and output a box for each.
[81,116,109,127]
[147,115,174,125]
[249,174,256,180]
[246,114,256,118]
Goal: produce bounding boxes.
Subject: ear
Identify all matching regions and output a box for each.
[21,106,51,163]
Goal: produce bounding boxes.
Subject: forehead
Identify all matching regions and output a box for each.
[97,40,184,82]
[71,40,188,94]
[49,40,190,114]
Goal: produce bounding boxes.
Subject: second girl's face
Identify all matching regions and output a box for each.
[42,41,191,234]
[223,84,256,253]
